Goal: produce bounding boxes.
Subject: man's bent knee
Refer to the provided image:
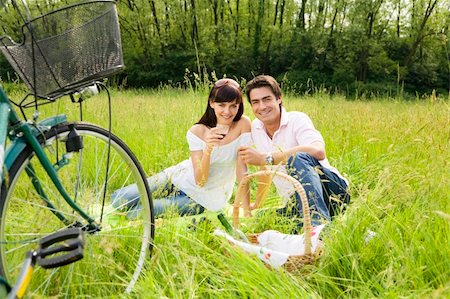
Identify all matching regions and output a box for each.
[286,153,320,177]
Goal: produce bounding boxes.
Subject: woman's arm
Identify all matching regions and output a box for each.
[191,144,214,187]
[190,125,223,187]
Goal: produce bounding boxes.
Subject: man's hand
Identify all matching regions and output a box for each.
[238,146,266,166]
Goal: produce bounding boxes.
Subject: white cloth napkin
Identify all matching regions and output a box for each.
[214,224,325,268]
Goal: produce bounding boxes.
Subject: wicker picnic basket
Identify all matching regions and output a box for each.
[232,170,323,272]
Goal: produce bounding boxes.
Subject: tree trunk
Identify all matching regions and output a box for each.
[315,0,325,29]
[357,0,385,81]
[253,0,265,63]
[297,0,307,30]
[329,6,338,38]
[209,0,219,45]
[279,0,285,38]
[279,0,285,27]
[339,2,347,33]
[396,0,401,38]
[403,0,439,67]
[225,0,240,49]
[236,0,240,49]
[164,1,170,37]
[190,0,199,47]
[247,1,253,38]
[149,0,165,56]
[179,0,188,44]
[366,0,384,39]
[411,0,415,35]
[274,0,279,26]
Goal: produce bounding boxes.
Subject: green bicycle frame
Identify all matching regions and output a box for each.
[0,87,98,230]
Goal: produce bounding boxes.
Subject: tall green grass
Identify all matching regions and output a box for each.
[32,88,449,298]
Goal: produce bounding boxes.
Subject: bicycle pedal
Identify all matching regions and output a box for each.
[37,228,85,269]
[39,228,84,248]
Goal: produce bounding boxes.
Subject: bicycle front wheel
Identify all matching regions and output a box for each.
[0,122,154,297]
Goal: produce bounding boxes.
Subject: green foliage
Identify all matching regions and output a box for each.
[124,49,198,88]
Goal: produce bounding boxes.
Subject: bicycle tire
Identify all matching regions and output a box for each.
[0,122,154,297]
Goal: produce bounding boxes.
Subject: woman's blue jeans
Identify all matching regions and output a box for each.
[278,153,350,226]
[111,171,204,218]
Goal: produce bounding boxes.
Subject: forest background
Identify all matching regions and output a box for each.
[0,0,449,98]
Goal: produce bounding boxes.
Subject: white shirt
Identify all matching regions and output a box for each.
[165,131,252,211]
[251,108,348,200]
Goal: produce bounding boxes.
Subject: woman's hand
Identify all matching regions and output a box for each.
[205,127,227,149]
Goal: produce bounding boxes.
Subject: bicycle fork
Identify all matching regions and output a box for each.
[19,123,101,233]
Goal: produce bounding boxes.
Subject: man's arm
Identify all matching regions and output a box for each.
[238,141,326,166]
[273,141,326,163]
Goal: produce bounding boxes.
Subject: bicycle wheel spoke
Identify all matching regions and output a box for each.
[0,122,154,296]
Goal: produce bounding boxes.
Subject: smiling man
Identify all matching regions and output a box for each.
[238,75,350,227]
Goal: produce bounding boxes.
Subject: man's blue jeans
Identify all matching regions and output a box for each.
[278,153,350,226]
[111,171,204,218]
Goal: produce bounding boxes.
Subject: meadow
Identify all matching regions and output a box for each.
[23,86,450,298]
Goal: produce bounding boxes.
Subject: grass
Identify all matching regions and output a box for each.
[13,87,450,298]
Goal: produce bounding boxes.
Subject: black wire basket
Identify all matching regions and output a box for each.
[0,0,124,99]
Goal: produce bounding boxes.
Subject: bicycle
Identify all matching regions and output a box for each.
[0,0,155,296]
[0,228,85,298]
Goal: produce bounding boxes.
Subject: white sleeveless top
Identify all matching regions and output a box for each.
[164,131,252,212]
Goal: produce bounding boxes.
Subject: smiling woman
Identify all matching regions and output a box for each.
[111,78,252,218]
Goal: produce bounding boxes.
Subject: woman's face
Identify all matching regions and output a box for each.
[210,100,240,125]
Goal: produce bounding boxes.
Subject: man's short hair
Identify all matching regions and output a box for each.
[246,75,282,102]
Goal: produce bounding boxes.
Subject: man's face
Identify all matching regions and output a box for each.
[249,87,282,125]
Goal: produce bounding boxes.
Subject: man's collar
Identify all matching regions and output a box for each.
[279,107,288,127]
[254,119,265,130]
